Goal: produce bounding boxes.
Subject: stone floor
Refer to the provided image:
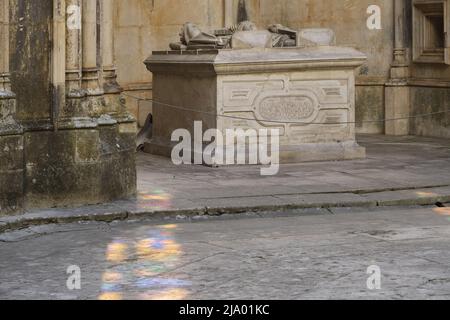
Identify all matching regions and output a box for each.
[1,205,449,300]
[1,134,450,300]
[137,134,450,209]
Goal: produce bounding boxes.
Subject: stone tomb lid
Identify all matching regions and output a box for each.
[145,46,367,63]
[145,47,367,74]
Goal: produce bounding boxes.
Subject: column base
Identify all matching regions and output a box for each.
[23,123,136,211]
[385,82,410,136]
[0,97,24,216]
[0,134,24,216]
[103,67,123,94]
[82,68,104,97]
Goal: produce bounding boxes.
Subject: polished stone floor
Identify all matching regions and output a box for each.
[136,134,450,209]
[1,205,449,300]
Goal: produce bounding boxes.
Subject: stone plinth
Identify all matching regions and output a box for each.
[144,47,367,163]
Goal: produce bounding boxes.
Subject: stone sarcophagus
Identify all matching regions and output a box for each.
[144,46,367,163]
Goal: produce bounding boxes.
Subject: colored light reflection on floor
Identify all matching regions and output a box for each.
[431,207,450,223]
[416,191,439,198]
[136,189,173,210]
[433,207,450,216]
[99,224,191,300]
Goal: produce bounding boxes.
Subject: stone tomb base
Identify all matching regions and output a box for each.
[144,47,367,164]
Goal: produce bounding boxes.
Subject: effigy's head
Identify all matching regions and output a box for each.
[180,22,202,45]
[237,21,257,31]
[268,24,284,34]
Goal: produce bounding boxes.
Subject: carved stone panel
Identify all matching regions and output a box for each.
[255,90,320,125]
[222,80,284,109]
[259,96,316,121]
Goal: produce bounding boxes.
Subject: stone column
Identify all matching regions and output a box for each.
[82,0,103,96]
[66,0,84,98]
[0,0,19,132]
[237,0,248,23]
[224,0,234,27]
[63,0,95,124]
[102,0,121,94]
[392,0,409,69]
[0,0,14,99]
[385,0,410,136]
[1,0,23,215]
[52,0,67,126]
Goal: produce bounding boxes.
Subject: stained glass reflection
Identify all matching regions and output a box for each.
[415,191,439,198]
[136,190,173,210]
[99,224,191,300]
[433,207,450,216]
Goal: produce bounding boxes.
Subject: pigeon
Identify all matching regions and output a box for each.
[136,113,153,151]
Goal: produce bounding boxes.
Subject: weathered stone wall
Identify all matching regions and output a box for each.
[406,0,450,139]
[114,0,265,92]
[1,0,52,215]
[271,0,394,134]
[114,0,273,127]
[22,124,136,209]
[0,0,23,214]
[114,0,224,126]
[10,0,52,123]
[408,58,450,139]
[410,87,450,138]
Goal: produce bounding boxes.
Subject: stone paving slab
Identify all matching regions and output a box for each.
[1,134,450,233]
[2,206,449,299]
[363,186,450,206]
[274,193,375,208]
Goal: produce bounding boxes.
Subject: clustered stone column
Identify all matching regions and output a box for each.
[63,0,95,124]
[62,0,127,122]
[392,0,409,68]
[81,0,103,97]
[102,0,121,94]
[1,0,135,214]
[66,0,83,99]
[0,0,11,94]
[224,0,234,27]
[100,0,129,119]
[0,0,19,133]
[1,0,23,214]
[385,0,410,136]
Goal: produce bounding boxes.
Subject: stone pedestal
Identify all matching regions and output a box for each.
[144,47,366,163]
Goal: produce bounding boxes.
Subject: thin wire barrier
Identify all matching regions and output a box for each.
[122,93,450,126]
